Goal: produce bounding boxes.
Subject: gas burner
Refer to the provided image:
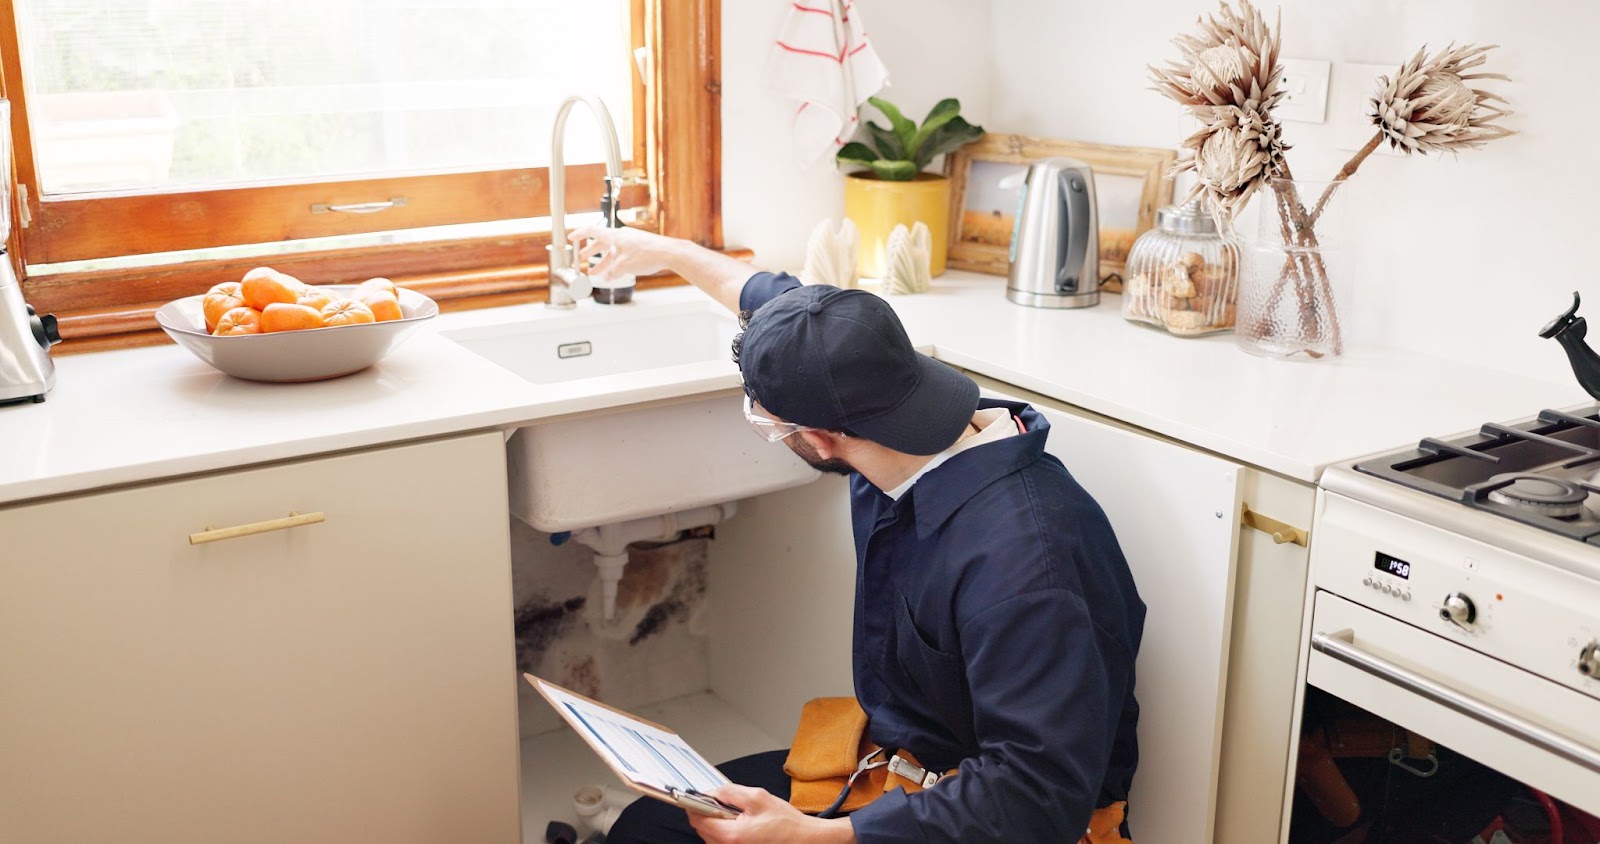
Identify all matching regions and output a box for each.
[1486,474,1589,519]
[1353,405,1600,542]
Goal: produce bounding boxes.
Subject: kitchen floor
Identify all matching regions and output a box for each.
[519,691,784,842]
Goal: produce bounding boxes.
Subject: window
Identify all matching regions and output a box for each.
[0,0,722,349]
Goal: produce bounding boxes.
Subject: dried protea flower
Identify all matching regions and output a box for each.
[1177,106,1288,220]
[1150,0,1285,115]
[1150,0,1288,220]
[1371,44,1515,154]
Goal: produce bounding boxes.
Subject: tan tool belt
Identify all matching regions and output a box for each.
[782,697,1136,844]
[783,697,956,815]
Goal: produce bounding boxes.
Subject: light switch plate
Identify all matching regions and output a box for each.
[1333,62,1404,156]
[1278,59,1331,123]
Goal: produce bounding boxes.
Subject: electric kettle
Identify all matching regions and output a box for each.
[0,98,59,405]
[1007,157,1100,309]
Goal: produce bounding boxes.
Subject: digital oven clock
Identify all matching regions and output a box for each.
[1374,551,1412,580]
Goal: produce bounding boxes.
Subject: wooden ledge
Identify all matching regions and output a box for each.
[47,247,753,355]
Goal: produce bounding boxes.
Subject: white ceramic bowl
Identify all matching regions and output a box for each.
[155,285,439,382]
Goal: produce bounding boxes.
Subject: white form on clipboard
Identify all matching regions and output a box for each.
[526,674,743,819]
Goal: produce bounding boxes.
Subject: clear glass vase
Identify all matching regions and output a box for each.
[1235,178,1352,361]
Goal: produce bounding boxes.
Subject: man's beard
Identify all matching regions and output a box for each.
[786,435,853,476]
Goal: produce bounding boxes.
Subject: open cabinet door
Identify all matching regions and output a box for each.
[986,389,1243,844]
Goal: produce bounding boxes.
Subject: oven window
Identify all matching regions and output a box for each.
[1290,688,1600,843]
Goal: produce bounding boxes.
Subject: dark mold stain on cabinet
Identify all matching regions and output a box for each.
[513,595,587,673]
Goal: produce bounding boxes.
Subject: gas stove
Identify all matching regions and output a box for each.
[1353,404,1600,544]
[1307,405,1600,816]
[1316,402,1600,690]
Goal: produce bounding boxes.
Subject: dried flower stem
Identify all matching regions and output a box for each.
[1250,167,1345,356]
[1309,133,1382,225]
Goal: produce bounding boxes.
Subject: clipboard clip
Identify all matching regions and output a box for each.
[668,786,743,818]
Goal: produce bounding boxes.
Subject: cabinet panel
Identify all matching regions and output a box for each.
[1215,469,1313,844]
[980,384,1242,844]
[0,432,520,844]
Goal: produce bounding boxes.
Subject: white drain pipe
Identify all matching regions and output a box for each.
[568,502,737,620]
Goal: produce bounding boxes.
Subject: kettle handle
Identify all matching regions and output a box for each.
[1056,169,1096,295]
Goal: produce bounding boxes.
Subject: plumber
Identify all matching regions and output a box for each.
[567,225,1146,844]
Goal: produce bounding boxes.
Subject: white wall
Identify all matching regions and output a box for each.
[721,0,994,272]
[985,0,1597,380]
[722,1,1596,378]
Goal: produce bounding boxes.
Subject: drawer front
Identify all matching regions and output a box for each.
[0,432,520,844]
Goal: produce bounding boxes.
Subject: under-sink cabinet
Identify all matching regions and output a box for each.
[0,431,522,844]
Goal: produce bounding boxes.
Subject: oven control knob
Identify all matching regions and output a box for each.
[1440,592,1477,629]
[1579,641,1600,678]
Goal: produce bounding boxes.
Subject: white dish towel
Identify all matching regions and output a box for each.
[763,0,890,168]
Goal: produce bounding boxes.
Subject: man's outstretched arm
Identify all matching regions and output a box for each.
[568,225,755,314]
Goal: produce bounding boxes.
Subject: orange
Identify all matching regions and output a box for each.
[355,288,403,322]
[321,299,375,327]
[260,302,326,333]
[203,281,246,332]
[240,266,278,284]
[358,277,398,296]
[296,286,337,313]
[241,269,304,311]
[213,306,262,336]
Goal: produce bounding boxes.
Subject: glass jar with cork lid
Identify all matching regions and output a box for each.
[1122,200,1238,336]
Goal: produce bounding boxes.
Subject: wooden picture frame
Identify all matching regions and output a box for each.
[944,133,1176,289]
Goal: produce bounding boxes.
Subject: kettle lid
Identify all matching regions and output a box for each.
[1155,199,1219,236]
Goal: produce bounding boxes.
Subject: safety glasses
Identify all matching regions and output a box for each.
[743,394,826,443]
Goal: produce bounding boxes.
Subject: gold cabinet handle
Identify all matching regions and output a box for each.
[189,511,325,545]
[1240,504,1308,547]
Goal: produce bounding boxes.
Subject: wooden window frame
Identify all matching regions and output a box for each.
[0,0,725,353]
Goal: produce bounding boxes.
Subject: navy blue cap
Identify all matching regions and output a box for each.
[739,285,979,456]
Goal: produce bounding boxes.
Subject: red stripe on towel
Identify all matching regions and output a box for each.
[775,41,845,62]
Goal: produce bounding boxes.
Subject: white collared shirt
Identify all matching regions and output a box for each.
[884,408,1021,500]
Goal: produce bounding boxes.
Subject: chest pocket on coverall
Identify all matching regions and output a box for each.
[890,591,972,737]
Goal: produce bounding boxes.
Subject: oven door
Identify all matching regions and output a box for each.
[1303,591,1600,831]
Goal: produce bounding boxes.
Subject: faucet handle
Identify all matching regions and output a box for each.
[565,269,593,302]
[546,242,593,307]
[548,267,593,305]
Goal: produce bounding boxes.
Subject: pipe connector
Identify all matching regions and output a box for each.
[569,502,737,620]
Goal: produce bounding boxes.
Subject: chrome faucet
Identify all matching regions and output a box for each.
[548,95,625,308]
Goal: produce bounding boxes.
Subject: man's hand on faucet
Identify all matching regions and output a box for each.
[568,226,756,315]
[569,225,676,282]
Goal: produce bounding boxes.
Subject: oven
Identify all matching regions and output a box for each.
[1284,415,1600,843]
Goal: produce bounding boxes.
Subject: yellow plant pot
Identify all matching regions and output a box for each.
[843,173,949,278]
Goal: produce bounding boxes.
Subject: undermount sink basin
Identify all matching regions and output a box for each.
[442,305,738,384]
[442,302,819,533]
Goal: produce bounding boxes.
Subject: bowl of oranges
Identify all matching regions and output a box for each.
[154,268,439,382]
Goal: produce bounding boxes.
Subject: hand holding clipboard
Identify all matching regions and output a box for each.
[526,675,743,819]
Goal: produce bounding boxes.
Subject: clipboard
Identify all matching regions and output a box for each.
[525,673,743,820]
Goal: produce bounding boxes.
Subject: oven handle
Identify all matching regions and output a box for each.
[1313,629,1600,775]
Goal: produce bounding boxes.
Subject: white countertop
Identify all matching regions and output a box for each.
[887,275,1590,482]
[1,273,1587,505]
[0,288,745,505]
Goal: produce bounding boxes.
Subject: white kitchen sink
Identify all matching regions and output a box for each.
[442,305,739,384]
[442,303,818,532]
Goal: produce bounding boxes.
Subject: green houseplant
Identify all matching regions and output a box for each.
[836,97,984,278]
